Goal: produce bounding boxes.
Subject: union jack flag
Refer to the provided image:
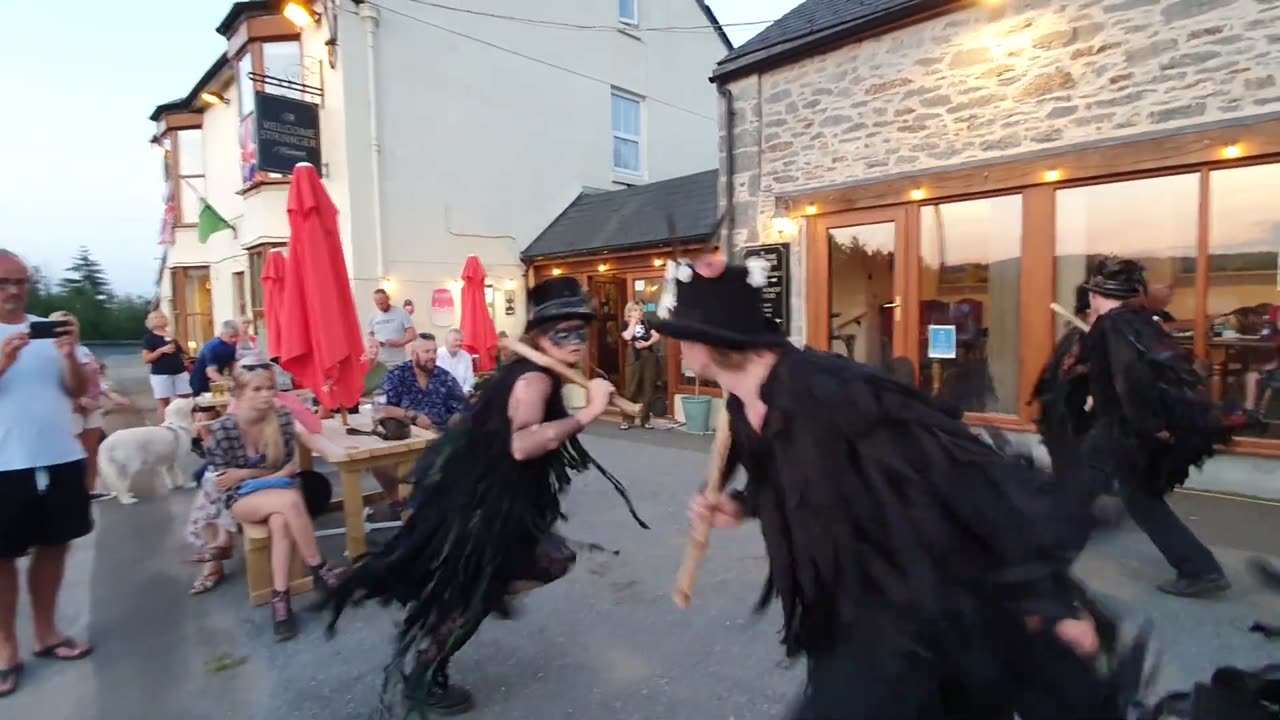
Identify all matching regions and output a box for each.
[240,113,258,185]
[158,185,176,246]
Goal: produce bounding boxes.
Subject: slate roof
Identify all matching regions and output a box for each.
[712,0,955,81]
[523,171,719,261]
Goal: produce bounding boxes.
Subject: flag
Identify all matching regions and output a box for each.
[197,200,233,244]
[158,188,176,246]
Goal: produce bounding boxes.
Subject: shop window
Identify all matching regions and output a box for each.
[173,267,214,347]
[919,196,1022,414]
[1055,174,1200,340]
[829,222,896,371]
[1207,163,1280,433]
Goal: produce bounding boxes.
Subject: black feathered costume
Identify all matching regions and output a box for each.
[1033,258,1233,596]
[325,277,647,718]
[653,258,1138,720]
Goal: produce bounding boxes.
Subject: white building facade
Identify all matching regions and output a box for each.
[152,0,728,351]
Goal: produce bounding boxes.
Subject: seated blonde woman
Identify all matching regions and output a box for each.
[205,364,347,641]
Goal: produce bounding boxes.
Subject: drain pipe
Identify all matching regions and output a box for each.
[717,85,735,253]
[357,0,386,280]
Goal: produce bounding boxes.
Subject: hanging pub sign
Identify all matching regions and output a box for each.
[253,92,321,175]
[743,243,790,336]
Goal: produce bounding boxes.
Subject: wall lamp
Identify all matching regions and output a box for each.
[200,92,228,105]
[283,1,319,28]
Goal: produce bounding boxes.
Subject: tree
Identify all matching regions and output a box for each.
[57,246,112,301]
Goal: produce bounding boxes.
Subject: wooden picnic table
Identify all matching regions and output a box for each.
[297,415,438,559]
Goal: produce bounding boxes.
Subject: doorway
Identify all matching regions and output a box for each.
[809,207,911,380]
[588,275,624,386]
[171,266,215,349]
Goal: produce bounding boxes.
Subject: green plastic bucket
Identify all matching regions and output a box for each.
[681,395,712,434]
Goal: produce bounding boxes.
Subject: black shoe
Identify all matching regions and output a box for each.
[1157,573,1231,598]
[272,591,298,642]
[415,671,475,715]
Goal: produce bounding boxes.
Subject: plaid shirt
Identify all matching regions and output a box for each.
[379,362,467,427]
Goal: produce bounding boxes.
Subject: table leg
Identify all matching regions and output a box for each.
[340,467,367,560]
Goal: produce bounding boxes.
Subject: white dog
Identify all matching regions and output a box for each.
[98,397,199,505]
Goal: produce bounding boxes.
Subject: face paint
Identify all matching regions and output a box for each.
[548,326,588,347]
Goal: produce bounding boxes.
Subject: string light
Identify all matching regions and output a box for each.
[909,188,926,201]
[1043,169,1062,182]
[551,268,562,276]
[804,204,818,215]
[1222,144,1242,159]
[652,258,664,267]
[597,263,609,272]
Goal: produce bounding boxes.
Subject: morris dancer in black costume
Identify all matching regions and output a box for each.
[1034,257,1233,598]
[325,276,648,717]
[661,254,1136,720]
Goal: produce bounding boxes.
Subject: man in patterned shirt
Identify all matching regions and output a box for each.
[372,334,468,512]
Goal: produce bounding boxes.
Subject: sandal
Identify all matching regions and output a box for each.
[0,663,21,698]
[33,637,93,661]
[190,545,233,564]
[190,567,226,595]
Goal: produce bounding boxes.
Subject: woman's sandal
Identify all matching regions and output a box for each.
[190,567,226,595]
[33,638,93,661]
[190,545,233,564]
[0,663,21,698]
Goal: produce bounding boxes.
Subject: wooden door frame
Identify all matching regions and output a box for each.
[586,274,626,386]
[806,206,912,361]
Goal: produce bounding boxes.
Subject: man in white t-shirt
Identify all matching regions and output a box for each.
[437,328,475,395]
[366,289,416,367]
[0,250,95,695]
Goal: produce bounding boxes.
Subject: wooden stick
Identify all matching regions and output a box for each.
[499,337,644,418]
[672,407,733,609]
[1050,302,1090,332]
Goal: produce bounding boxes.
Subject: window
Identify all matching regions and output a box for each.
[1206,163,1280,433]
[919,196,1022,414]
[262,41,303,100]
[1054,174,1200,338]
[237,52,254,118]
[619,0,638,25]
[611,91,642,175]
[248,245,287,350]
[176,129,205,224]
[232,270,247,321]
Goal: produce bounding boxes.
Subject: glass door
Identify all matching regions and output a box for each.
[811,207,910,379]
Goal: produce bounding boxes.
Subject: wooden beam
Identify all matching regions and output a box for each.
[1018,185,1055,424]
[782,120,1280,214]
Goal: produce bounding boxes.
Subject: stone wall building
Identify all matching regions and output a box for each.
[710,0,1280,458]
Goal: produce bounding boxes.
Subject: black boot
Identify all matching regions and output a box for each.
[306,561,350,611]
[1157,573,1231,598]
[271,591,297,642]
[413,665,475,716]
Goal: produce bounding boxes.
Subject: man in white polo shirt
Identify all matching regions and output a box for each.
[0,250,94,698]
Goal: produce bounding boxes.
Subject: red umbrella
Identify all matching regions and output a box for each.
[276,163,368,411]
[459,254,500,372]
[260,249,288,357]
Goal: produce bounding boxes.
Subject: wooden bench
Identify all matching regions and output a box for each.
[241,521,315,606]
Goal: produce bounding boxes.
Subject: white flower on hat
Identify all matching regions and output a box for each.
[745,256,770,288]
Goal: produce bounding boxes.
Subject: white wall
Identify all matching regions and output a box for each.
[337,0,725,335]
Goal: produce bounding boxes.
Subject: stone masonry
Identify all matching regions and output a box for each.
[719,0,1280,341]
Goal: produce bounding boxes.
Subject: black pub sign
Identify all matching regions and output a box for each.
[254,92,321,175]
[743,243,790,336]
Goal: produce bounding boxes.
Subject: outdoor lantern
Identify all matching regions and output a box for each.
[283,1,319,27]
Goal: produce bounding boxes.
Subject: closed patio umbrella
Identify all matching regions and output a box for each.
[459,254,500,372]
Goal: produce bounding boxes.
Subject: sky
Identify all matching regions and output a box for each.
[0,0,802,297]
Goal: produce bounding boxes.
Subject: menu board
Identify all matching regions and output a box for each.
[743,243,790,336]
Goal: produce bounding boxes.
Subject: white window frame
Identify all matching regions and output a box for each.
[618,0,638,26]
[610,89,644,178]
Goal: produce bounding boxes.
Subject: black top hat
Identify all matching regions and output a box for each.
[649,258,790,350]
[526,276,595,331]
[1082,256,1147,300]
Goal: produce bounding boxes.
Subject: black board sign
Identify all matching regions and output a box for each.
[743,243,789,336]
[254,92,321,175]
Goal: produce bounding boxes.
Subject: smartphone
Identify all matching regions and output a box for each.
[28,319,71,340]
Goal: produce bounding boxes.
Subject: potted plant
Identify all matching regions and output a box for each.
[680,373,713,435]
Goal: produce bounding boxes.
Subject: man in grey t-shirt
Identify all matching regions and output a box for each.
[367,288,416,366]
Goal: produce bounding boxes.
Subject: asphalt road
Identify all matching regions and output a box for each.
[7,425,1280,719]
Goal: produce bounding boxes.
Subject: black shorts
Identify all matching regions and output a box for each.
[0,460,93,559]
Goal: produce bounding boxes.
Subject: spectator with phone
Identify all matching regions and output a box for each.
[141,310,192,424]
[0,250,93,698]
